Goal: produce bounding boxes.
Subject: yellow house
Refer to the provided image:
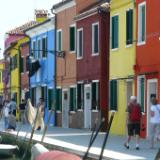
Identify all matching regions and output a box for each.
[0,60,4,97]
[109,0,136,135]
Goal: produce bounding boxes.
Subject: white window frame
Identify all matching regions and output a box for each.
[69,24,76,53]
[31,40,36,59]
[92,22,99,56]
[110,14,119,51]
[69,85,77,113]
[37,38,42,59]
[137,2,146,46]
[92,80,99,111]
[137,75,145,112]
[57,29,62,52]
[77,81,84,111]
[77,28,83,59]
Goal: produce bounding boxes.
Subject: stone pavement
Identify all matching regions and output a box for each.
[0,121,159,160]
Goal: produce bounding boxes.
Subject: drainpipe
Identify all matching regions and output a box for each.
[51,9,57,126]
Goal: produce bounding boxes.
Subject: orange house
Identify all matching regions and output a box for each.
[135,0,160,138]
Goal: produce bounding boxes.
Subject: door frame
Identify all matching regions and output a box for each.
[84,84,92,129]
[147,79,158,138]
[62,88,69,128]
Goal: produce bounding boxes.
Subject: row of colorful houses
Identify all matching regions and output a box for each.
[0,0,159,138]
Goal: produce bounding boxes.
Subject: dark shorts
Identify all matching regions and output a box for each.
[128,123,140,136]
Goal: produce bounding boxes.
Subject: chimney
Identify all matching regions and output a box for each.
[35,9,48,23]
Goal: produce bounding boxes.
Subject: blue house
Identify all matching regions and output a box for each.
[25,18,55,124]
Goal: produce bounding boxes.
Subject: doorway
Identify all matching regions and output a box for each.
[84,84,92,129]
[62,89,69,128]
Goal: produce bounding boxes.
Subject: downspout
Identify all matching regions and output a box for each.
[51,9,57,126]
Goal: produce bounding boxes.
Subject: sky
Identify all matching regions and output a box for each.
[0,0,61,57]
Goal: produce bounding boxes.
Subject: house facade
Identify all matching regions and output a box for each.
[51,0,77,128]
[75,1,110,129]
[0,59,4,103]
[25,18,55,124]
[109,0,136,135]
[135,0,160,138]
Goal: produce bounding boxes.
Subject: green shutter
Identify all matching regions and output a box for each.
[94,25,99,53]
[48,89,54,110]
[110,80,117,110]
[56,88,62,111]
[140,78,145,112]
[112,16,119,49]
[142,5,145,42]
[70,27,75,51]
[58,31,62,51]
[126,10,133,45]
[92,83,96,110]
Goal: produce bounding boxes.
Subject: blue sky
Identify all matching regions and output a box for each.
[0,0,60,57]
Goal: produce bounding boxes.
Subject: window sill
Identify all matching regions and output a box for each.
[92,110,99,112]
[92,53,99,56]
[77,57,83,60]
[137,41,146,46]
[125,44,133,48]
[77,109,83,112]
[56,111,62,113]
[70,111,76,114]
[21,72,24,75]
[69,51,76,54]
[109,110,117,113]
[111,48,119,52]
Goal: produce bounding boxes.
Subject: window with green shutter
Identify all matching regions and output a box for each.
[48,89,54,110]
[57,30,62,52]
[111,16,119,49]
[42,37,47,57]
[138,2,146,43]
[41,86,47,100]
[32,41,36,58]
[31,87,36,106]
[92,82,99,110]
[77,83,84,110]
[92,23,99,54]
[126,9,133,45]
[56,88,62,111]
[70,26,75,52]
[37,39,41,59]
[20,57,24,73]
[110,80,118,110]
[70,87,76,111]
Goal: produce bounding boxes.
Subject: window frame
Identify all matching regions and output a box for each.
[77,82,84,111]
[69,85,77,113]
[31,40,36,58]
[57,29,62,52]
[92,22,99,56]
[69,24,76,53]
[137,1,146,46]
[42,36,48,58]
[77,28,83,59]
[92,80,99,111]
[37,38,42,59]
[111,14,119,50]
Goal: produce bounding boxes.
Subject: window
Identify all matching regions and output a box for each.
[32,41,36,58]
[138,2,146,44]
[92,82,99,110]
[77,28,83,58]
[42,37,47,57]
[10,55,18,70]
[56,88,62,111]
[77,83,84,110]
[110,80,118,110]
[137,77,145,112]
[41,86,47,100]
[111,15,119,49]
[69,87,76,111]
[70,25,76,52]
[48,89,54,110]
[20,57,24,73]
[92,23,99,55]
[57,30,62,52]
[126,9,133,45]
[37,39,41,59]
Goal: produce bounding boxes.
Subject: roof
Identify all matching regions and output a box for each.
[51,0,73,10]
[7,21,39,35]
[24,18,53,32]
[75,1,110,21]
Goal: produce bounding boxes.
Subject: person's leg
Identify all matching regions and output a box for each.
[124,124,133,149]
[150,123,156,148]
[135,123,141,150]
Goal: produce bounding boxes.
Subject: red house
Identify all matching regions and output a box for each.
[135,0,160,138]
[75,1,110,129]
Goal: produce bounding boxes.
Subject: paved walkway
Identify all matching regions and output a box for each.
[0,121,159,160]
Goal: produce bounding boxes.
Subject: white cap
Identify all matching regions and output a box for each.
[130,96,137,100]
